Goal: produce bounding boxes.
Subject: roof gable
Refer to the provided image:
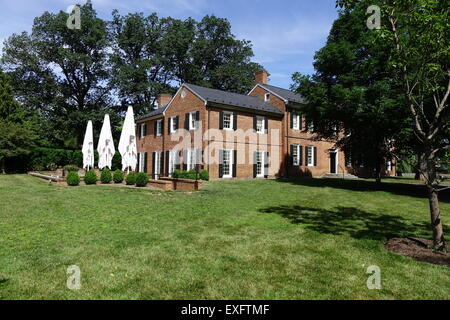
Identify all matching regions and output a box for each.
[252,83,304,104]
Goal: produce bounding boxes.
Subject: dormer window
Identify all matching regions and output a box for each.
[264,93,270,102]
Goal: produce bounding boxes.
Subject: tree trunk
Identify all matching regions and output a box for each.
[1,157,5,174]
[427,185,445,249]
[420,147,446,249]
[375,162,382,184]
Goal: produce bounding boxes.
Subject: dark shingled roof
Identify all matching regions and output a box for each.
[185,83,283,115]
[258,83,304,104]
[137,104,168,121]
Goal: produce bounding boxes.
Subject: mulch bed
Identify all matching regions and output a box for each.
[384,237,450,267]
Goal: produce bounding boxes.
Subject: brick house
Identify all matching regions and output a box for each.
[136,70,395,179]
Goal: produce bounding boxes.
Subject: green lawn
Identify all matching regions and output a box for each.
[0,175,449,299]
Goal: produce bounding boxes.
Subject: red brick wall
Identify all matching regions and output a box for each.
[137,84,354,179]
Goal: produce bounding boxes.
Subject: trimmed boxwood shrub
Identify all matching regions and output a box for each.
[84,170,97,185]
[126,172,137,185]
[100,168,112,184]
[113,169,124,183]
[66,171,80,186]
[199,169,209,181]
[135,172,149,187]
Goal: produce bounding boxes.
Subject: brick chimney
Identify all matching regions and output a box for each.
[156,94,172,108]
[255,70,270,84]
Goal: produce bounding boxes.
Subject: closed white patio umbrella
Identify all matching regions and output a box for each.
[82,120,94,170]
[118,106,137,173]
[97,114,115,170]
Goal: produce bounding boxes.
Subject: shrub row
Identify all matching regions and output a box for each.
[172,169,209,181]
[67,169,148,188]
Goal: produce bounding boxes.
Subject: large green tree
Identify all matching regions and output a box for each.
[110,13,261,115]
[0,70,37,173]
[291,6,410,183]
[2,3,113,148]
[319,0,448,249]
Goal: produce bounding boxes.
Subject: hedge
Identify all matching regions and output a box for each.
[172,169,209,181]
[25,148,122,172]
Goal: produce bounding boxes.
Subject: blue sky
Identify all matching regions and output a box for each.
[0,0,339,89]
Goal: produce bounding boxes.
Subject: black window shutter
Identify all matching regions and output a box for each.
[290,145,295,166]
[175,116,179,131]
[143,123,147,136]
[233,112,237,130]
[161,119,164,134]
[154,121,157,137]
[183,150,187,171]
[264,117,268,134]
[253,115,257,132]
[264,152,269,178]
[290,111,294,129]
[144,152,148,173]
[253,151,257,178]
[314,146,318,166]
[137,152,141,172]
[152,152,156,176]
[219,111,224,130]
[232,150,237,178]
[165,150,170,176]
[160,151,164,175]
[299,146,303,166]
[299,114,303,130]
[219,149,224,178]
[185,113,190,130]
[195,111,200,127]
[168,118,171,134]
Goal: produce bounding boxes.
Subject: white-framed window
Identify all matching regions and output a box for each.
[154,151,162,178]
[264,93,270,102]
[256,116,265,134]
[170,116,177,133]
[307,121,314,133]
[306,146,315,166]
[222,149,233,178]
[138,152,145,172]
[186,148,198,171]
[292,112,301,130]
[292,144,300,166]
[140,123,146,138]
[256,150,264,177]
[387,160,392,171]
[168,150,175,177]
[223,111,233,130]
[156,119,162,136]
[189,111,198,130]
[181,89,187,98]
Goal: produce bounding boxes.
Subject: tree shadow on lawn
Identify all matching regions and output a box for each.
[277,178,450,203]
[259,205,448,241]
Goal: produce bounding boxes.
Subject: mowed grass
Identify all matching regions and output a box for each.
[0,175,449,300]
